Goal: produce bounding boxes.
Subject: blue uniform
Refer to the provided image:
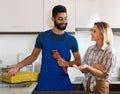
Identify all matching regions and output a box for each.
[35,30,79,91]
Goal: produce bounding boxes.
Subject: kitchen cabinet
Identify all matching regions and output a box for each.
[43,0,75,32]
[73,84,120,92]
[0,0,43,32]
[32,84,120,94]
[0,0,75,33]
[76,0,120,28]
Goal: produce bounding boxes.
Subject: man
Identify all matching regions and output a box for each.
[7,5,81,91]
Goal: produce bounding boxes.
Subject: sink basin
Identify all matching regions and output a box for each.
[0,81,33,88]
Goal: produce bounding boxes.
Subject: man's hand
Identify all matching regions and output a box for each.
[73,64,89,73]
[7,64,20,77]
[57,58,68,67]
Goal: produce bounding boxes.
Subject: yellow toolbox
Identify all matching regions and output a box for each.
[1,72,39,83]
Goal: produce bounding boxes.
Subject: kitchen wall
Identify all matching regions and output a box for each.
[0,32,120,82]
[0,34,41,72]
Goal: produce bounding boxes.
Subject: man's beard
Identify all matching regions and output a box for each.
[54,21,67,30]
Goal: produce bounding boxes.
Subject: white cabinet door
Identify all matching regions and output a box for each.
[0,0,43,32]
[43,0,75,32]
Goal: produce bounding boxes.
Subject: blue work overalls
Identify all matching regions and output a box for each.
[35,30,73,91]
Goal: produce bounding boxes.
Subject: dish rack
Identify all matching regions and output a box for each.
[1,72,39,83]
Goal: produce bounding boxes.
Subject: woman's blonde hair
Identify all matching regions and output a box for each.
[94,22,113,46]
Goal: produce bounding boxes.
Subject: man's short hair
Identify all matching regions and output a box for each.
[52,5,67,18]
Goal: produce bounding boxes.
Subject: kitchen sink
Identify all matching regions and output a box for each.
[0,81,33,88]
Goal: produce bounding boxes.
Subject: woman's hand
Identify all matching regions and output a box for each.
[91,64,106,71]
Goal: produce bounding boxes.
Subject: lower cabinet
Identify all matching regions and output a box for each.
[73,84,120,94]
[32,84,120,94]
[110,84,120,91]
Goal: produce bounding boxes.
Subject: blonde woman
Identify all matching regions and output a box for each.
[73,22,116,94]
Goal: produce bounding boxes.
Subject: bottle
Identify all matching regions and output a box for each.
[0,59,2,79]
[26,63,34,72]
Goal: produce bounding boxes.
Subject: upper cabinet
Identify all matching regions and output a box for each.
[0,0,120,33]
[0,0,43,32]
[76,0,120,28]
[0,0,75,33]
[43,0,75,32]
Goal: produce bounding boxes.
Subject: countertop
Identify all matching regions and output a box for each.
[71,76,120,84]
[0,82,37,94]
[0,77,120,94]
